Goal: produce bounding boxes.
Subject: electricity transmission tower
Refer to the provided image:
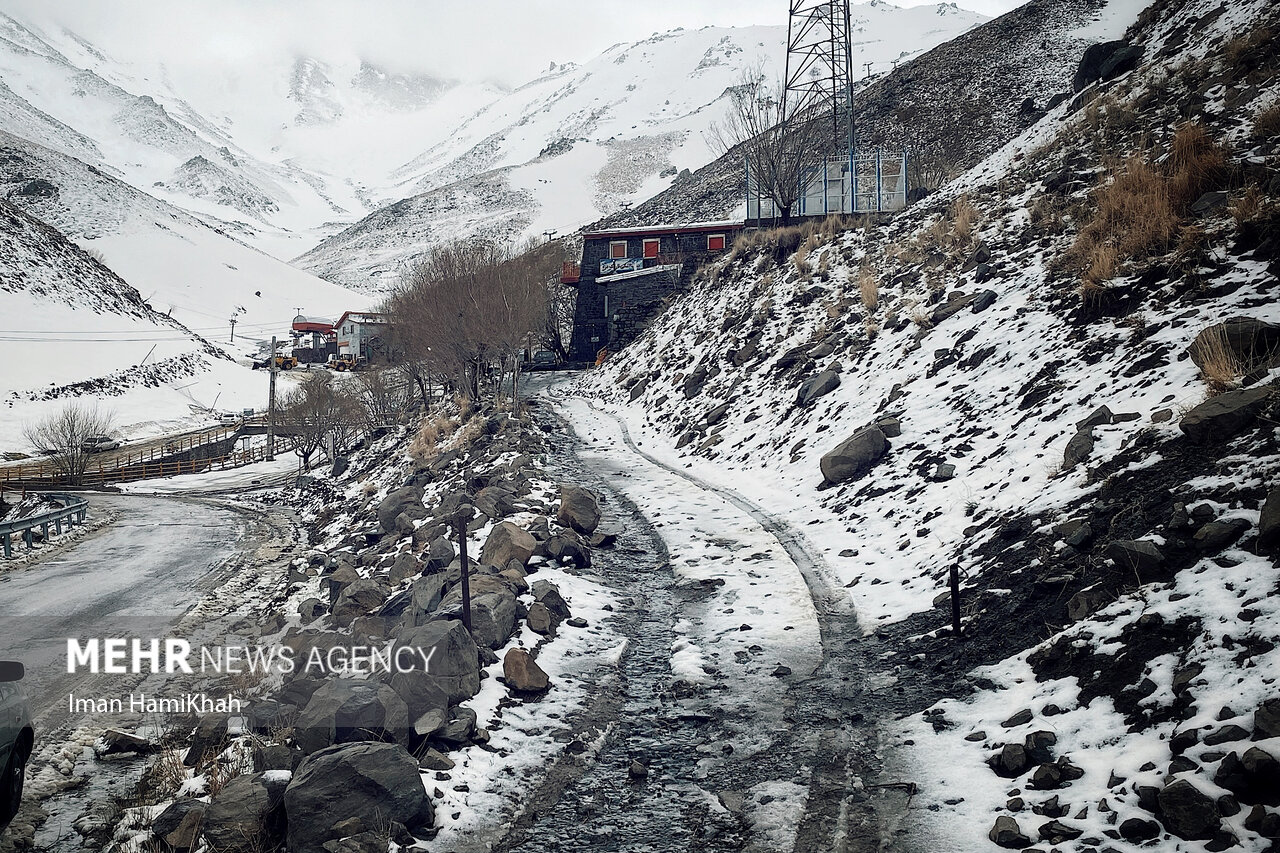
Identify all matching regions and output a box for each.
[781,0,855,155]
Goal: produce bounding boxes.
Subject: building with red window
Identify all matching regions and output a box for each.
[567,220,742,361]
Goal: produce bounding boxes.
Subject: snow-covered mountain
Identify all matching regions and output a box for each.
[0,11,506,259]
[294,5,989,292]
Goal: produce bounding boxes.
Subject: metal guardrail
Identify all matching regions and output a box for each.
[0,492,89,559]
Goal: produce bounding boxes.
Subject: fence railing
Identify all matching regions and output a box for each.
[0,492,88,558]
[0,432,296,490]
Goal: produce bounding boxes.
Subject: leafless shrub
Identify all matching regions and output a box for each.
[24,402,116,485]
[1231,184,1264,224]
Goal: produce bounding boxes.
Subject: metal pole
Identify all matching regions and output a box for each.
[267,336,278,461]
[456,505,473,634]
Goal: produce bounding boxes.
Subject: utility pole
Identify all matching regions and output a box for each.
[267,335,278,461]
[229,317,237,342]
[454,502,474,634]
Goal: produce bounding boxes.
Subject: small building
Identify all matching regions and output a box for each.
[567,220,743,362]
[334,311,390,363]
[291,315,336,364]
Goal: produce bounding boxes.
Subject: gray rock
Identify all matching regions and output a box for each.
[1189,318,1280,373]
[383,669,449,732]
[294,678,410,754]
[433,587,518,650]
[989,815,1030,849]
[480,521,536,568]
[527,601,559,636]
[1105,539,1165,575]
[284,742,434,853]
[544,533,591,567]
[393,619,481,705]
[795,371,841,407]
[990,743,1029,777]
[557,484,601,534]
[972,290,997,313]
[1063,427,1095,469]
[1158,779,1222,840]
[820,426,888,484]
[330,579,389,629]
[705,402,732,425]
[503,648,550,693]
[1179,387,1271,444]
[151,799,207,849]
[387,552,420,585]
[425,536,455,570]
[202,772,288,853]
[377,486,426,534]
[531,581,572,619]
[1194,518,1250,553]
[183,713,229,767]
[875,416,902,437]
[1119,817,1160,841]
[1077,405,1114,430]
[1066,586,1113,622]
[1255,698,1280,739]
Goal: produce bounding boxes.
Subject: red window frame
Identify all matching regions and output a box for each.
[642,238,660,259]
[609,240,628,259]
[707,234,726,251]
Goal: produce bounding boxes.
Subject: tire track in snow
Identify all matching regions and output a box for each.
[572,397,915,853]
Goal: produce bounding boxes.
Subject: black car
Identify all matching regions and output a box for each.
[0,661,32,833]
[524,350,561,371]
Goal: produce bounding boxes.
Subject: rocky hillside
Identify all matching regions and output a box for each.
[293,7,987,293]
[579,0,1280,847]
[595,0,1120,233]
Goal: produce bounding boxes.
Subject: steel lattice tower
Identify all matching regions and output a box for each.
[781,0,855,154]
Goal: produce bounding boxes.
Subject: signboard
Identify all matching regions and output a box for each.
[600,257,644,275]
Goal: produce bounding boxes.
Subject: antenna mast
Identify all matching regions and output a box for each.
[781,0,855,154]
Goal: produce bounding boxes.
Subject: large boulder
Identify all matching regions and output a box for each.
[404,574,447,627]
[424,536,455,570]
[1062,427,1095,469]
[393,620,480,705]
[1157,779,1222,840]
[819,426,888,484]
[503,648,550,693]
[557,484,601,534]
[294,679,410,754]
[481,521,536,568]
[1073,40,1143,92]
[543,532,591,567]
[1188,318,1280,372]
[432,588,518,650]
[330,579,389,629]
[376,486,426,534]
[989,815,1030,849]
[795,370,840,407]
[1179,386,1271,444]
[201,772,288,853]
[283,742,433,853]
[151,799,207,850]
[1104,539,1165,575]
[382,669,450,737]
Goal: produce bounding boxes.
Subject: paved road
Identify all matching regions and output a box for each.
[0,494,241,728]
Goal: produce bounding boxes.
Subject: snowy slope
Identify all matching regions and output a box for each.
[0,130,365,345]
[0,198,270,451]
[576,0,1280,846]
[294,6,988,293]
[0,11,505,260]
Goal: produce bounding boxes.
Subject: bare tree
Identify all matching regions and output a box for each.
[356,369,412,430]
[24,403,115,485]
[708,64,828,225]
[279,373,351,471]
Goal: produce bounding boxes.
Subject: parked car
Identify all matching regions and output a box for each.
[218,413,239,426]
[0,661,32,833]
[524,350,561,371]
[80,435,120,453]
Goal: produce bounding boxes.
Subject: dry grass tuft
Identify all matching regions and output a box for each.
[1194,326,1242,394]
[1167,122,1228,210]
[1230,184,1264,225]
[1066,123,1228,294]
[1254,103,1280,141]
[858,266,879,311]
[408,411,460,462]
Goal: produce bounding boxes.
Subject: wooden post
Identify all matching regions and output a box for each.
[949,564,963,639]
[455,503,473,634]
[267,336,278,461]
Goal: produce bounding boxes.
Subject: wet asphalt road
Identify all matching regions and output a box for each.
[0,494,240,729]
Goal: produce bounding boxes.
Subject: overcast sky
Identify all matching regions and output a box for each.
[2,0,1023,87]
